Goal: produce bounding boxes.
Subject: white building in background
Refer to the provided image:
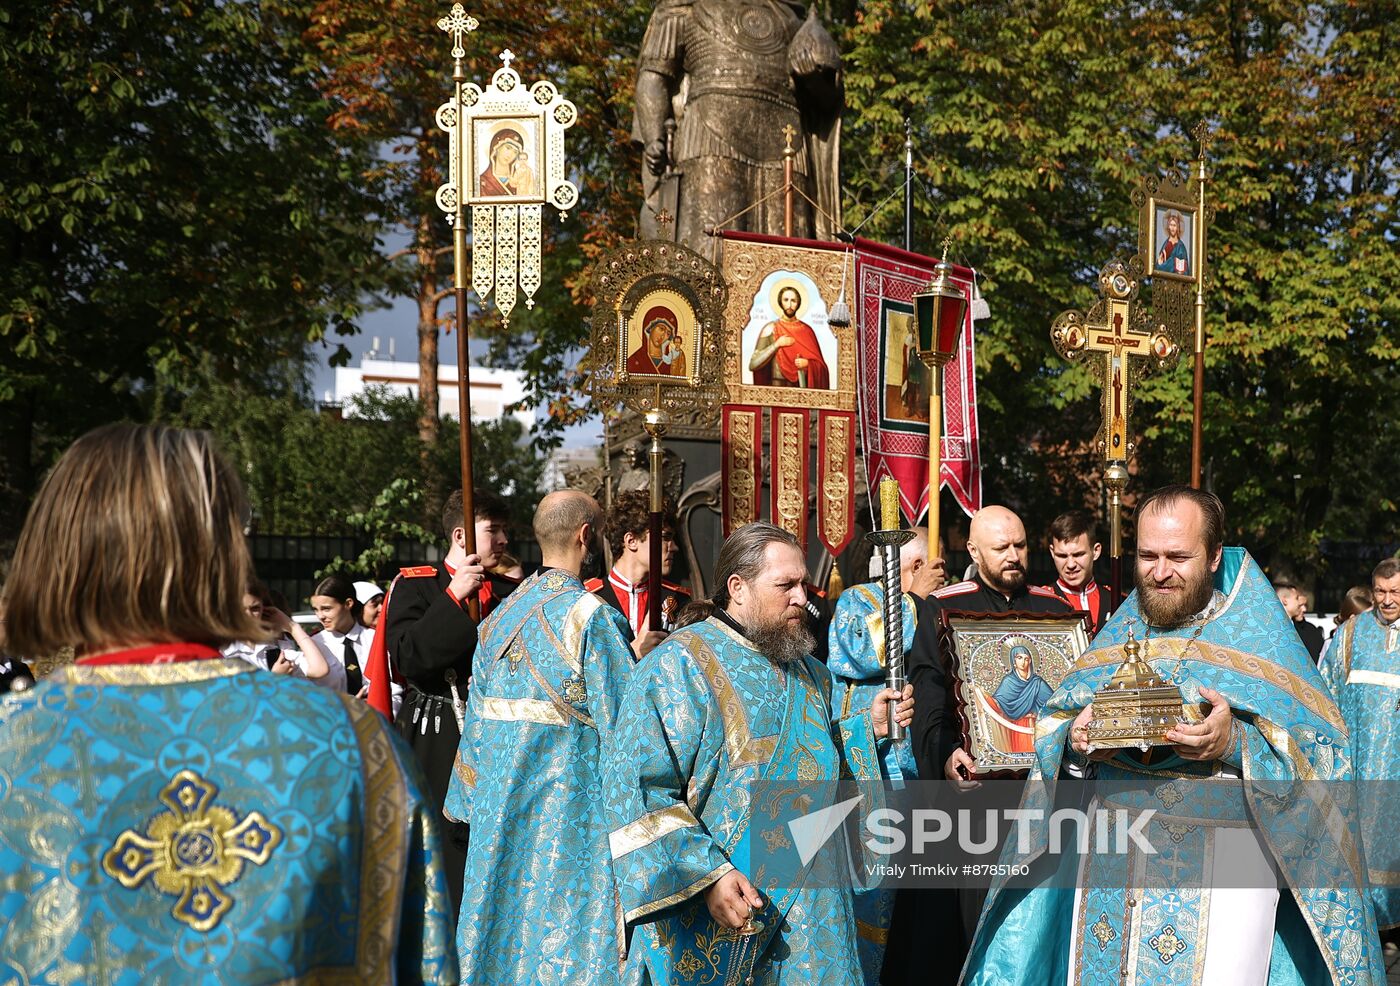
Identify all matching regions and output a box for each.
[330,337,534,431]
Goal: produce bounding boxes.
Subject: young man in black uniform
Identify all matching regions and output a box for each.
[382,487,518,915]
[900,505,1071,982]
[586,489,690,636]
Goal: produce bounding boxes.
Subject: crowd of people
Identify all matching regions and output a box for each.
[0,422,1396,986]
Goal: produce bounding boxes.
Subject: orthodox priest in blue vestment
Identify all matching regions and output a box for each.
[827,580,918,982]
[1318,558,1400,931]
[604,523,913,986]
[0,652,457,984]
[964,487,1384,986]
[444,491,638,985]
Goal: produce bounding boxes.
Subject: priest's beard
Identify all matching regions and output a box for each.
[748,608,816,667]
[1136,565,1214,628]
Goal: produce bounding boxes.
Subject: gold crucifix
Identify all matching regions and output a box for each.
[1051,260,1182,611]
[1051,261,1176,463]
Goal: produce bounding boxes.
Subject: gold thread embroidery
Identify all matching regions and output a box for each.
[559,593,600,674]
[609,804,700,860]
[684,625,778,768]
[57,658,258,687]
[821,415,851,549]
[1345,668,1400,690]
[623,862,734,925]
[478,696,568,726]
[1147,925,1187,963]
[101,769,281,932]
[1090,912,1116,951]
[455,756,477,791]
[772,410,805,540]
[727,410,758,527]
[854,917,889,944]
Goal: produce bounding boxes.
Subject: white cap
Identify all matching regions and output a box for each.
[353,581,384,605]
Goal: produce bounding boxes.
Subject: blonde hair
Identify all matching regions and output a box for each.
[1,423,264,658]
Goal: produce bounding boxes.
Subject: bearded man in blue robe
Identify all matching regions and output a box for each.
[965,485,1384,986]
[604,522,914,986]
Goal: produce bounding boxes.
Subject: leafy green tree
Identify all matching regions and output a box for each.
[838,0,1399,586]
[0,0,386,547]
[316,477,435,580]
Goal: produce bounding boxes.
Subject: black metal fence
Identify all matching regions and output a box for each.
[249,534,542,611]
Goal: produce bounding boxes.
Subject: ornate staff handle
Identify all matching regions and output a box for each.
[867,477,913,743]
[880,541,907,741]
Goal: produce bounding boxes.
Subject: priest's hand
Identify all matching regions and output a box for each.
[1069,704,1116,762]
[945,747,980,791]
[871,684,913,739]
[1165,688,1234,762]
[705,870,765,930]
[448,553,485,604]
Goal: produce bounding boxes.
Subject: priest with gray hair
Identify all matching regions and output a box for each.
[603,521,913,985]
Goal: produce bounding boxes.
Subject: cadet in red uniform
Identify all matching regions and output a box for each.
[377,487,517,917]
[586,490,685,652]
[1047,508,1106,636]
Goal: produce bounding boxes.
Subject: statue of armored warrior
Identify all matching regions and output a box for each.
[633,0,843,254]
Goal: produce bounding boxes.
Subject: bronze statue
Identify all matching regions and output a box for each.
[633,0,843,254]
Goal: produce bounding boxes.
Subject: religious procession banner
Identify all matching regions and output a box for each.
[434,21,579,325]
[717,231,857,557]
[854,238,982,525]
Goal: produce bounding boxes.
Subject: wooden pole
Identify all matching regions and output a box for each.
[1190,145,1208,489]
[928,365,943,557]
[783,126,795,238]
[904,120,913,252]
[451,45,479,620]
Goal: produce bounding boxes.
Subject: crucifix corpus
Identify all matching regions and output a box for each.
[1051,261,1183,612]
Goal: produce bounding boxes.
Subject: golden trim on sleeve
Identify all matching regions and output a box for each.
[609,804,700,860]
[622,862,735,925]
[1345,668,1400,690]
[479,695,569,726]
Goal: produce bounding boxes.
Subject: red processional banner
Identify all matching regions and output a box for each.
[769,408,810,549]
[717,232,856,552]
[721,404,764,536]
[716,232,980,549]
[853,237,982,525]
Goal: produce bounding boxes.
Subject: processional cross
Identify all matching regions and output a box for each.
[1051,261,1181,608]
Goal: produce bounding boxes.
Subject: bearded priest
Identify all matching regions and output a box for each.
[603,522,913,986]
[963,485,1384,986]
